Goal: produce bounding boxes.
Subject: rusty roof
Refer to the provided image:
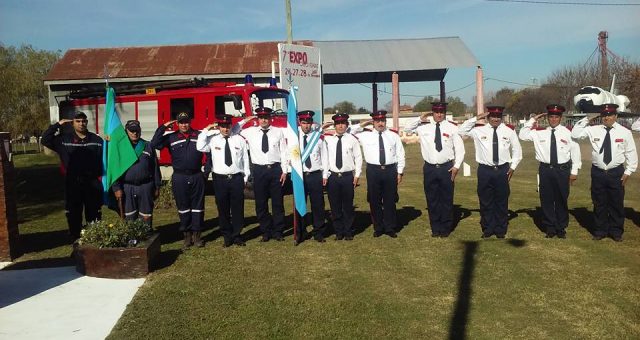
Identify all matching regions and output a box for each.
[45,41,313,81]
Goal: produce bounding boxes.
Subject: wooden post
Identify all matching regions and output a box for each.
[0,132,20,260]
[392,72,400,130]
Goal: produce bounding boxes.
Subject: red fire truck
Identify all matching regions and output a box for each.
[56,76,290,171]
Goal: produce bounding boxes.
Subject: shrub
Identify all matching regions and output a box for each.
[78,218,153,248]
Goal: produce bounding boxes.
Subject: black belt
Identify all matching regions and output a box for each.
[592,164,623,174]
[253,162,280,169]
[213,173,242,180]
[540,161,571,170]
[479,163,510,170]
[425,160,453,168]
[304,170,322,175]
[331,171,353,178]
[173,169,201,175]
[367,163,397,170]
[124,178,152,185]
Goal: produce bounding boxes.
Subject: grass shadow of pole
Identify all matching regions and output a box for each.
[449,238,526,340]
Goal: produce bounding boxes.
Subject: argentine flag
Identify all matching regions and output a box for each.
[285,87,307,216]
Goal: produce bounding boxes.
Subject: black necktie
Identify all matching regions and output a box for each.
[492,127,499,165]
[550,128,558,166]
[224,136,232,166]
[435,122,443,152]
[600,127,612,165]
[336,135,343,169]
[378,131,386,165]
[261,129,269,153]
[303,134,311,169]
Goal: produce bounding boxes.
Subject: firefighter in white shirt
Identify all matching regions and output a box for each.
[519,104,581,239]
[459,106,523,239]
[295,110,329,245]
[351,110,406,238]
[235,107,288,242]
[404,102,465,238]
[571,103,637,242]
[324,113,363,241]
[197,114,250,247]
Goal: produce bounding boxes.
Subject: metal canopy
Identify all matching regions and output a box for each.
[314,37,479,84]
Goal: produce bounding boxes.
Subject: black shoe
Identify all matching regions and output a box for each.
[387,232,398,238]
[496,234,506,239]
[373,232,383,238]
[544,233,555,238]
[234,239,246,247]
[344,235,354,241]
[223,240,233,248]
[274,235,285,241]
[557,233,566,239]
[431,233,440,238]
[481,233,492,239]
[315,237,326,243]
[611,235,623,242]
[260,235,270,242]
[592,235,605,241]
[440,233,450,238]
[335,235,344,241]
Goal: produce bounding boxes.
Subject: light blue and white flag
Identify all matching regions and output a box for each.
[285,87,307,216]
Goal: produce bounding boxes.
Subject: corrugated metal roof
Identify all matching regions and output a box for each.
[45,37,478,85]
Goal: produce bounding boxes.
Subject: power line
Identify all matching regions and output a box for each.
[357,80,478,99]
[486,0,640,5]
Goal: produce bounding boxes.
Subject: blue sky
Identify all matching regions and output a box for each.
[1,0,639,108]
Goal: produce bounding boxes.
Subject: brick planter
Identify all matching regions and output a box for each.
[74,233,160,279]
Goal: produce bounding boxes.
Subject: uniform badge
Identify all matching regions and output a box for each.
[443,133,450,138]
[480,136,487,140]
[214,147,221,150]
[615,138,623,143]
[594,138,600,142]
[560,139,568,144]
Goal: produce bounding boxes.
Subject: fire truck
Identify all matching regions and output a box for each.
[55,75,290,175]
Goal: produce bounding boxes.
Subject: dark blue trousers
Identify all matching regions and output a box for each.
[423,161,454,235]
[64,176,102,238]
[295,170,325,241]
[477,164,510,236]
[327,172,355,237]
[366,163,398,234]
[252,164,285,238]
[171,172,205,231]
[213,173,245,243]
[538,163,570,235]
[591,165,625,238]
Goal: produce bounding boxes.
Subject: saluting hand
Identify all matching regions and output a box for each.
[164,120,177,128]
[420,112,432,122]
[360,120,373,128]
[58,119,73,125]
[449,167,459,182]
[477,112,490,120]
[569,174,577,186]
[507,169,514,182]
[205,123,217,130]
[321,122,333,130]
[533,112,547,121]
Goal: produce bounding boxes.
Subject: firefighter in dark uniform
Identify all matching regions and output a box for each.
[324,113,363,240]
[42,111,103,240]
[351,110,406,238]
[111,120,161,228]
[519,105,581,238]
[235,107,288,242]
[572,103,637,242]
[151,112,206,249]
[404,102,465,237]
[459,106,523,239]
[295,110,328,245]
[196,114,250,247]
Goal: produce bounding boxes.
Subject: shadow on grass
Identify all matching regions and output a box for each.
[569,207,596,235]
[19,230,70,254]
[449,239,526,340]
[514,207,546,234]
[624,207,640,227]
[15,165,64,223]
[451,205,472,233]
[3,256,75,271]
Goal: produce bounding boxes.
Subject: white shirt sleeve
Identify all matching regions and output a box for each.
[458,117,477,137]
[353,137,363,178]
[452,130,465,169]
[404,118,421,132]
[242,139,251,183]
[509,129,523,170]
[321,139,329,179]
[623,130,638,175]
[196,130,213,153]
[571,117,590,140]
[518,118,536,141]
[395,133,406,174]
[570,140,582,175]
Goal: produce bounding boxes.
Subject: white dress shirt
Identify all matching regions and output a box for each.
[350,125,406,174]
[631,118,640,132]
[405,118,465,169]
[571,118,638,175]
[324,133,363,178]
[519,119,582,175]
[458,117,523,170]
[196,131,251,183]
[238,125,288,173]
[298,127,329,178]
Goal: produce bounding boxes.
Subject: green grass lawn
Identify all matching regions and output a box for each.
[8,139,640,339]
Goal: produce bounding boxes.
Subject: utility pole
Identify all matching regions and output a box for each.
[598,31,608,85]
[285,0,293,44]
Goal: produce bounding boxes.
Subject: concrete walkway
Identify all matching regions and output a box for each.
[0,266,143,339]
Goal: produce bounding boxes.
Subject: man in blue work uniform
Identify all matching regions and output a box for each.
[295,110,328,245]
[151,112,206,249]
[42,111,104,240]
[111,120,161,228]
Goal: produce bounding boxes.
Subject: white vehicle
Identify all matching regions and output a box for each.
[573,76,630,113]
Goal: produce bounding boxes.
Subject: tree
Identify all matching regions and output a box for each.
[333,101,357,115]
[413,96,438,112]
[446,96,467,117]
[0,44,61,138]
[357,107,371,115]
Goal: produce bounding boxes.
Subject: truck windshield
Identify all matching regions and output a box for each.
[250,89,289,116]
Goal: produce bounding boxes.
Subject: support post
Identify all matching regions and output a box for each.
[0,132,20,261]
[392,72,400,130]
[372,82,378,114]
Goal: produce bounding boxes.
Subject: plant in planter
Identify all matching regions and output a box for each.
[74,219,160,279]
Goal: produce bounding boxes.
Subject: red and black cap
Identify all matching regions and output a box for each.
[255,107,273,117]
[546,104,565,116]
[370,110,388,120]
[216,114,233,125]
[176,112,191,122]
[332,113,349,123]
[297,110,315,122]
[600,103,619,116]
[486,106,505,116]
[431,102,448,113]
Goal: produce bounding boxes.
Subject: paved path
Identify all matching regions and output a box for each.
[0,266,143,339]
